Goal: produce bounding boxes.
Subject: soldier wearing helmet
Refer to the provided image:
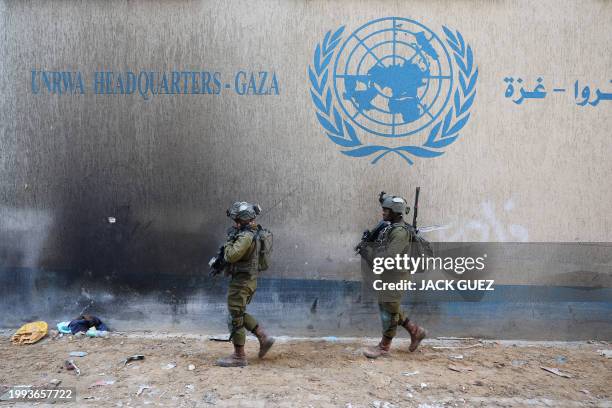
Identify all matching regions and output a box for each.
[212,201,275,367]
[360,192,427,359]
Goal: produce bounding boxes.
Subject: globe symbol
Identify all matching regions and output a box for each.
[333,17,454,138]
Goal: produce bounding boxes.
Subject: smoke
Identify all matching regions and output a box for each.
[0,206,53,267]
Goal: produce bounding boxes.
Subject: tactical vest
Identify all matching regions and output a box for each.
[377,221,434,266]
[376,222,414,253]
[229,229,261,276]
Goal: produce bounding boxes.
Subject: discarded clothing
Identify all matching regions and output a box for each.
[68,315,109,334]
[57,321,72,334]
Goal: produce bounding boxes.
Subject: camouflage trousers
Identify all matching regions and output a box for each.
[227,273,259,346]
[378,301,408,339]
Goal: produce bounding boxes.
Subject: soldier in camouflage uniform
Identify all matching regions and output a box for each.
[359,194,427,358]
[213,202,275,367]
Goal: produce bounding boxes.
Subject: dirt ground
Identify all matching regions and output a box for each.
[0,331,610,407]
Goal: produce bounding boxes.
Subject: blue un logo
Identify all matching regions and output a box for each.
[310,17,478,165]
[334,17,453,138]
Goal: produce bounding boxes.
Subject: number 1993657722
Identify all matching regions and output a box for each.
[0,386,76,402]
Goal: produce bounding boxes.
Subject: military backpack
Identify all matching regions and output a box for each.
[255,225,273,271]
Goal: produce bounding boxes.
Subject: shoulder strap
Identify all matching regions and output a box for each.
[391,222,417,238]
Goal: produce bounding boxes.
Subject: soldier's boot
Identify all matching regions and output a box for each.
[253,325,275,359]
[363,336,392,359]
[401,319,427,352]
[216,345,248,367]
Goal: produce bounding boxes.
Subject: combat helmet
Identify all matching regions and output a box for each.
[226,201,262,221]
[379,193,409,215]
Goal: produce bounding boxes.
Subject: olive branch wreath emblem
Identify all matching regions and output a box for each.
[308,24,478,165]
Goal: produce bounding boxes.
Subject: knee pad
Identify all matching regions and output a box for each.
[227,314,244,332]
[228,313,244,331]
[379,309,399,332]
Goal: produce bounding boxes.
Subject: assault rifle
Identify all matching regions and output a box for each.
[355,220,390,253]
[208,227,241,277]
[208,245,227,277]
[410,186,434,258]
[412,186,420,230]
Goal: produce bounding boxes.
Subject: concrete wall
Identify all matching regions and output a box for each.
[1,0,611,339]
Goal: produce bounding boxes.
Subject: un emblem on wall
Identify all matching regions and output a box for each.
[309,17,478,165]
